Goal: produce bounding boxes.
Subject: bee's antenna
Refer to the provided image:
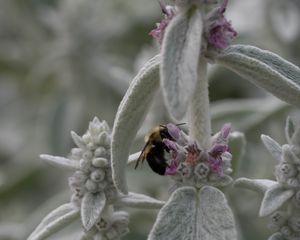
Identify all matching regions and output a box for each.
[176,123,186,126]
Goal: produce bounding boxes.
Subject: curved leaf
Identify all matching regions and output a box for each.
[259,184,294,216]
[111,55,160,194]
[40,154,80,170]
[115,192,165,209]
[234,177,277,193]
[197,186,237,240]
[217,45,300,108]
[148,187,197,240]
[81,192,106,231]
[28,203,79,240]
[261,135,282,162]
[161,6,203,120]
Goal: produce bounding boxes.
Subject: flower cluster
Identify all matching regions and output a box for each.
[149,0,237,50]
[236,118,300,240]
[95,208,129,240]
[275,144,300,189]
[40,117,130,239]
[162,123,233,188]
[264,122,300,240]
[68,118,129,238]
[68,118,118,205]
[204,0,237,50]
[149,2,176,44]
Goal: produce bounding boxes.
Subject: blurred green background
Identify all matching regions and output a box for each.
[0,0,299,239]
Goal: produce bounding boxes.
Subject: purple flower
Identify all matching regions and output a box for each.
[149,2,176,44]
[221,123,231,139]
[207,0,237,49]
[208,144,229,175]
[162,138,179,176]
[166,123,180,140]
[185,143,201,166]
[165,160,178,176]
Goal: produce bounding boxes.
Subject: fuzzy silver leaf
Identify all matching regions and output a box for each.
[81,192,106,231]
[197,186,237,240]
[148,187,197,240]
[115,192,165,209]
[40,154,80,170]
[161,6,203,120]
[111,55,160,194]
[217,45,300,109]
[234,178,277,193]
[259,184,294,217]
[28,203,79,240]
[261,135,283,162]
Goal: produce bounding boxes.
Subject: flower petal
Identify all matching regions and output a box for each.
[166,123,180,140]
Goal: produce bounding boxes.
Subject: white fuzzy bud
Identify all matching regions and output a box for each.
[279,163,297,178]
[289,216,300,232]
[70,148,83,160]
[83,151,93,160]
[80,158,92,172]
[97,132,109,145]
[194,163,210,179]
[92,157,109,168]
[85,179,98,192]
[269,212,287,230]
[91,169,105,182]
[82,133,92,144]
[94,147,107,157]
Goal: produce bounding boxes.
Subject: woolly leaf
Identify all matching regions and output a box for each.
[111,55,160,194]
[28,203,79,240]
[282,144,300,164]
[259,184,294,216]
[81,192,106,231]
[40,154,80,170]
[161,6,203,120]
[148,187,197,240]
[115,192,165,209]
[197,186,237,240]
[234,177,277,193]
[261,135,282,162]
[217,45,300,108]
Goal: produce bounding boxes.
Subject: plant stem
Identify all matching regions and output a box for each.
[188,58,211,149]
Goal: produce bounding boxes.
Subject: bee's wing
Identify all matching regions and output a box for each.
[134,143,148,169]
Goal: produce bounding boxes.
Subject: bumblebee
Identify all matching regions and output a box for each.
[135,124,183,175]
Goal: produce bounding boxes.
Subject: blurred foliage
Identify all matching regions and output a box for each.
[0,0,299,239]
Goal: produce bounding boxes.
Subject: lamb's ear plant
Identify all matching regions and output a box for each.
[29,0,300,239]
[110,0,300,239]
[28,117,164,240]
[235,117,300,240]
